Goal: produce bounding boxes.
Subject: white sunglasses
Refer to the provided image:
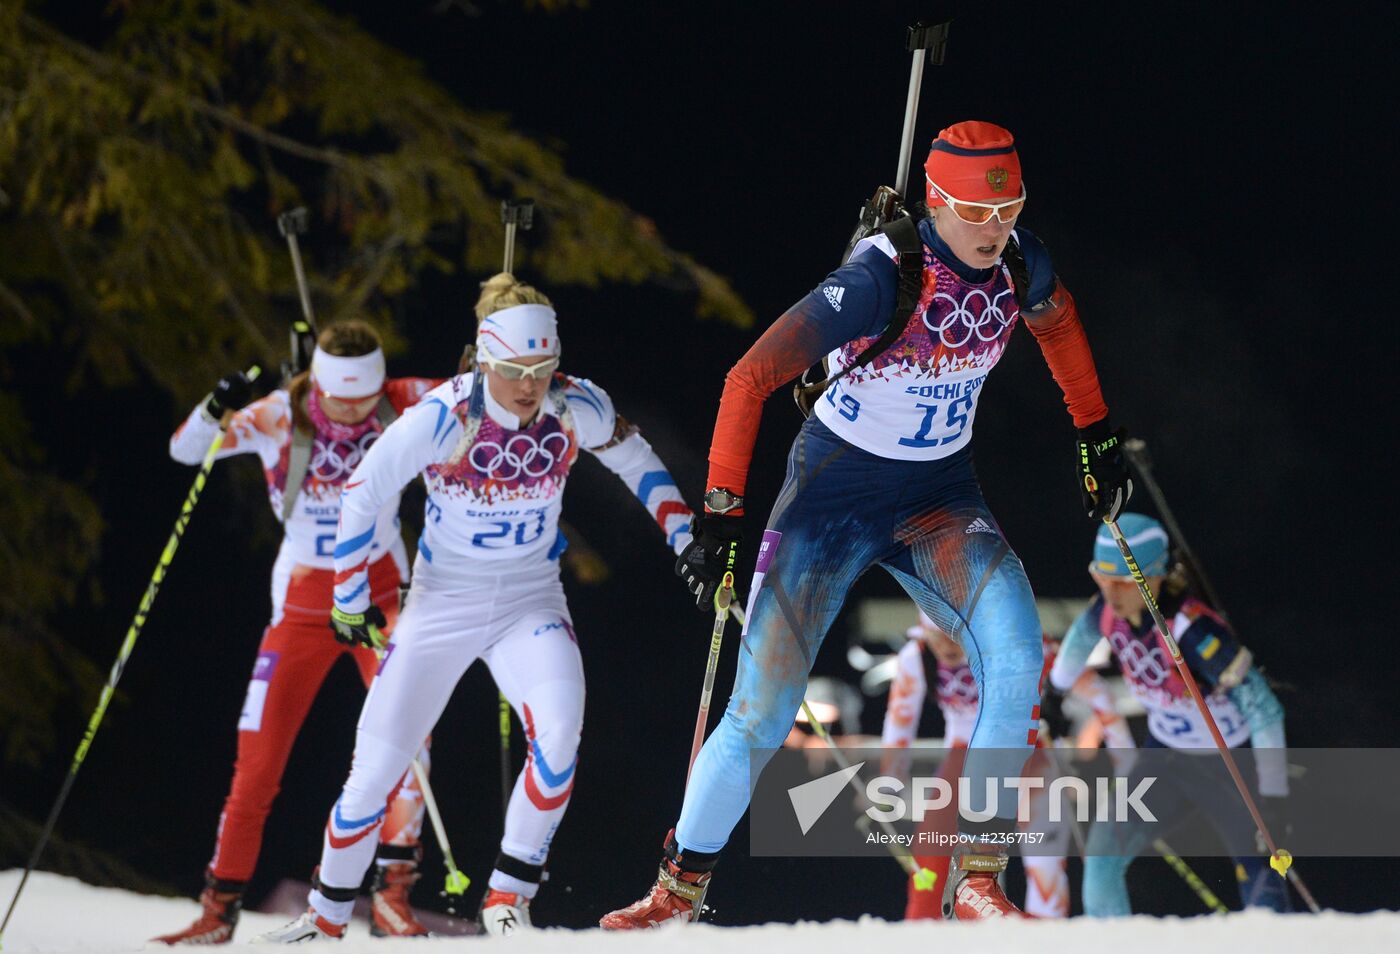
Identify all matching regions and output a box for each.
[479,345,560,382]
[927,177,1027,225]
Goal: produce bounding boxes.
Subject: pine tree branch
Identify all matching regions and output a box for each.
[19,12,357,173]
[164,220,276,355]
[332,233,408,325]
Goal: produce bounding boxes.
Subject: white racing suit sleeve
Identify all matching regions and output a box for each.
[168,394,283,468]
[1050,604,1100,692]
[589,431,694,555]
[333,400,453,613]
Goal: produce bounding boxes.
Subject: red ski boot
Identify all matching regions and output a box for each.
[942,844,1025,920]
[152,871,245,945]
[369,859,430,937]
[599,831,716,929]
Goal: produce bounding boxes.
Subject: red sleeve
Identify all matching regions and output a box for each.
[385,377,444,414]
[1021,281,1109,428]
[707,314,833,497]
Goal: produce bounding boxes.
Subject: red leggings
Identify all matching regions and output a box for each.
[208,559,423,882]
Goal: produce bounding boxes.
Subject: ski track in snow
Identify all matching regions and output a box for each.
[4,870,1400,953]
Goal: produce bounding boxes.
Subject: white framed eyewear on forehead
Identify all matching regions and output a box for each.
[478,346,560,381]
[927,177,1027,225]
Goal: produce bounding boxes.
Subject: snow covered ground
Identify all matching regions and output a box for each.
[4,869,1400,953]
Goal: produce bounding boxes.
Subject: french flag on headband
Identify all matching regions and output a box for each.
[475,303,560,358]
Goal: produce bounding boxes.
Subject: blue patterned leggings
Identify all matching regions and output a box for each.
[676,417,1044,853]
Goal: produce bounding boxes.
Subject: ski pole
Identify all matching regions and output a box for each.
[798,699,937,892]
[411,759,470,898]
[1044,734,1088,858]
[1153,838,1228,915]
[723,602,934,891]
[276,208,319,382]
[365,632,468,899]
[499,692,513,819]
[1092,506,1321,912]
[1121,439,1232,625]
[687,573,735,782]
[0,369,260,944]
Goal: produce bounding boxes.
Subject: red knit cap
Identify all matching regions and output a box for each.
[923,121,1022,206]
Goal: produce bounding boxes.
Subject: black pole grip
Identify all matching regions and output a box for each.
[907,21,951,65]
[501,198,535,230]
[277,207,309,238]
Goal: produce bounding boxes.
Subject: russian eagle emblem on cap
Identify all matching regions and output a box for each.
[985,167,1009,192]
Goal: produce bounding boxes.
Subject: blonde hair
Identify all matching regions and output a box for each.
[459,273,555,372]
[475,272,553,321]
[290,319,383,431]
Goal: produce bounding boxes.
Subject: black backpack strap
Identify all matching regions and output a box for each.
[792,213,926,417]
[838,214,924,378]
[281,420,314,523]
[1000,230,1032,308]
[375,394,397,429]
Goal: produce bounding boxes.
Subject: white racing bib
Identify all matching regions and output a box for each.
[814,234,1021,460]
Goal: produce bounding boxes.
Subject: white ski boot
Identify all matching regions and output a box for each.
[250,909,346,943]
[480,889,532,936]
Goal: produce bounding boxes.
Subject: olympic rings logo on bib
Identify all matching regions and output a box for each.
[309,432,379,482]
[469,430,572,481]
[1109,630,1171,687]
[924,288,1017,349]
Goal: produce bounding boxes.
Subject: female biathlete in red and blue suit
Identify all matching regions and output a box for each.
[603,121,1134,925]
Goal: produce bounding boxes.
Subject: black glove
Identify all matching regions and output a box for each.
[329,604,388,650]
[1038,683,1072,740]
[206,371,255,420]
[675,513,742,612]
[1076,420,1133,521]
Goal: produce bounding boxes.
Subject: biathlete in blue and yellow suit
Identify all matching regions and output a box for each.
[1043,513,1292,916]
[601,120,1136,926]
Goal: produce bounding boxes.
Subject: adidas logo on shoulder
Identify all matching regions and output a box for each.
[965,517,997,535]
[823,285,845,311]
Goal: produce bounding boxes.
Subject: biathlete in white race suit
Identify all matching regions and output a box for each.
[602,121,1135,927]
[255,275,694,942]
[1041,514,1292,915]
[156,321,438,944]
[882,609,1134,919]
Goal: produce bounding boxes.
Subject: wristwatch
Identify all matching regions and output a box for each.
[703,487,744,514]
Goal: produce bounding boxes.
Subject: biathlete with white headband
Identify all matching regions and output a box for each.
[158,321,439,944]
[602,121,1135,926]
[255,274,695,942]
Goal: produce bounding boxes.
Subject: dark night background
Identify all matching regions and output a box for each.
[7,0,1398,926]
